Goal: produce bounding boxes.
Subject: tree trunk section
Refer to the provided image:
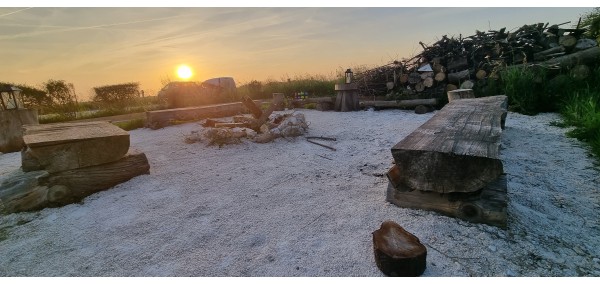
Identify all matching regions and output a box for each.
[542,46,600,69]
[447,69,471,84]
[361,99,438,109]
[434,72,446,82]
[423,77,434,88]
[447,89,475,102]
[390,96,507,194]
[372,220,427,277]
[242,96,263,119]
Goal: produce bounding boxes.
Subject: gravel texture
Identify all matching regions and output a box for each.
[0,109,598,276]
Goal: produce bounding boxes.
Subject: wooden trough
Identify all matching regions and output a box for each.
[146,100,268,129]
[386,95,508,228]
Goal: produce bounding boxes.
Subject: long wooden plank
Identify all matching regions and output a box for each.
[146,100,267,129]
[390,95,507,193]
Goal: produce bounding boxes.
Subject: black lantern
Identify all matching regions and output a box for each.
[0,85,23,110]
[345,68,353,84]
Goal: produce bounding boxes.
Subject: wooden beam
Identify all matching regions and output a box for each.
[390,96,508,194]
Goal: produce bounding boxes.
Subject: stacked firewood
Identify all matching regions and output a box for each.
[355,21,599,100]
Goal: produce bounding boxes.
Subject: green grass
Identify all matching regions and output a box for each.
[112,118,146,131]
[500,67,550,115]
[561,88,600,157]
[237,74,338,100]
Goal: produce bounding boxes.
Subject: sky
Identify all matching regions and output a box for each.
[0,3,595,100]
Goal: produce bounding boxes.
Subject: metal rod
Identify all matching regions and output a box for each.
[306,139,336,151]
[305,136,337,141]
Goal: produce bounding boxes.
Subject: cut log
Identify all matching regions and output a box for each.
[46,149,150,205]
[533,46,565,61]
[386,172,508,228]
[460,80,474,90]
[575,38,598,51]
[420,72,434,80]
[434,72,446,82]
[447,57,468,71]
[372,220,427,277]
[0,170,49,214]
[21,121,130,173]
[415,82,425,92]
[242,96,263,119]
[445,84,458,92]
[390,96,508,194]
[559,35,577,50]
[360,99,438,109]
[399,74,409,84]
[447,89,475,102]
[0,149,150,213]
[414,105,432,114]
[447,69,471,84]
[432,63,446,73]
[423,77,434,88]
[248,94,283,130]
[408,73,421,84]
[475,69,487,80]
[542,46,600,70]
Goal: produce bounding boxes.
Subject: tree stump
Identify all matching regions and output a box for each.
[447,88,475,102]
[372,221,427,277]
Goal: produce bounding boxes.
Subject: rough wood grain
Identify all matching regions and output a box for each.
[386,173,508,228]
[21,121,130,173]
[372,220,427,276]
[390,96,507,194]
[46,149,150,205]
[360,99,437,109]
[447,89,475,102]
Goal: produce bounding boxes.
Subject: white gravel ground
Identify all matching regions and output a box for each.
[0,109,599,276]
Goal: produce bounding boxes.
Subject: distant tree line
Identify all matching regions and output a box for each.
[0,80,141,115]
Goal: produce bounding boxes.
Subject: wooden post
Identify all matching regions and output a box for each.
[447,89,475,102]
[334,83,359,112]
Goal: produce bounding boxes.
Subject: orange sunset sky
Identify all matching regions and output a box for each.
[0,2,594,100]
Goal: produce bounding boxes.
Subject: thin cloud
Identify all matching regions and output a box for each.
[0,7,33,18]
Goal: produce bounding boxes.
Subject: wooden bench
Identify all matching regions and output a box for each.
[386,95,508,228]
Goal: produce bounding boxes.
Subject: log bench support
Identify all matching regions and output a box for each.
[386,95,508,228]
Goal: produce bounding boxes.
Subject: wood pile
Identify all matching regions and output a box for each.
[188,96,310,146]
[355,21,598,101]
[1,121,150,214]
[385,96,509,228]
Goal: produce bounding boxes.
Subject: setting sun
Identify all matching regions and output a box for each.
[177,65,193,80]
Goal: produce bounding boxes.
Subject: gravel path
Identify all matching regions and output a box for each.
[1,109,598,276]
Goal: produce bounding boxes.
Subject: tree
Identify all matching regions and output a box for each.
[93,82,139,109]
[0,82,51,112]
[44,79,78,118]
[578,7,600,41]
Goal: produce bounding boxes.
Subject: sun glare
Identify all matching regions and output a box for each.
[177,65,193,80]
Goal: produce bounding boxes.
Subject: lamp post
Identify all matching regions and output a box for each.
[345,68,353,84]
[335,68,359,112]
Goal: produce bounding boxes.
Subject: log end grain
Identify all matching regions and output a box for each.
[373,220,427,277]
